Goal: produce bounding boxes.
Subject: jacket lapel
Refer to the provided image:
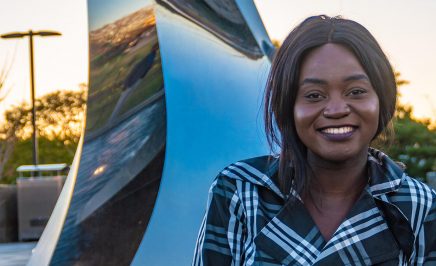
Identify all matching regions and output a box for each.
[254,197,325,265]
[254,188,402,265]
[314,189,401,265]
[366,148,415,262]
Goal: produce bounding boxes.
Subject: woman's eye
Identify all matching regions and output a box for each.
[348,88,367,96]
[304,93,324,100]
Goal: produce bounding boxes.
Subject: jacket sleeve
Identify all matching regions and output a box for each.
[414,188,436,265]
[192,175,246,266]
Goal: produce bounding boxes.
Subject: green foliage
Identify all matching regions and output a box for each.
[375,72,436,179]
[382,105,436,179]
[1,137,77,184]
[3,89,86,143]
[0,89,85,183]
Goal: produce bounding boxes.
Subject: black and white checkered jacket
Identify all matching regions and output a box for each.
[193,149,436,265]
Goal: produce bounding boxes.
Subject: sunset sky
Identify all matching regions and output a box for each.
[0,0,435,123]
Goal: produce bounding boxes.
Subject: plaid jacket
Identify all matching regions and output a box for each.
[193,149,436,265]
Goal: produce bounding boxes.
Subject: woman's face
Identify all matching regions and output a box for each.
[294,43,379,163]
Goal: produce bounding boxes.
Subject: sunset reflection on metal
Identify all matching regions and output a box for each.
[28,0,273,265]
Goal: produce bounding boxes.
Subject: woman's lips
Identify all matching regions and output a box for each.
[318,126,357,141]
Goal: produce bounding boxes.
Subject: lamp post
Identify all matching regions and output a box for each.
[1,30,61,167]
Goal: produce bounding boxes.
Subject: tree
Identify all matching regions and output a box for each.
[0,88,86,182]
[1,137,79,184]
[0,61,14,179]
[381,104,436,179]
[377,73,436,179]
[0,118,18,180]
[4,89,86,143]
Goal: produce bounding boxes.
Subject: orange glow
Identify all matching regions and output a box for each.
[92,165,107,177]
[0,0,434,128]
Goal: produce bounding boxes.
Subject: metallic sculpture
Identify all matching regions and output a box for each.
[28,0,274,265]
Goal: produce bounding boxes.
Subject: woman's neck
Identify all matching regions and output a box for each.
[302,149,370,241]
[306,149,368,200]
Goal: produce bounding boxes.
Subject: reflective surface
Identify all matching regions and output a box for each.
[133,1,272,264]
[51,1,167,265]
[28,0,272,265]
[0,242,36,266]
[156,0,263,59]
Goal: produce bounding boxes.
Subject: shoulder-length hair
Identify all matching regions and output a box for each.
[264,15,397,198]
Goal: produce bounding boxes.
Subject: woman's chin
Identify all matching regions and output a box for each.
[308,147,368,165]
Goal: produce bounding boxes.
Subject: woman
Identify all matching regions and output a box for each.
[193,15,435,265]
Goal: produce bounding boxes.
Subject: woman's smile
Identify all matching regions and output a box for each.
[317,125,357,141]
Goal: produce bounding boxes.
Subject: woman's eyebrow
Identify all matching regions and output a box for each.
[343,74,369,82]
[299,74,369,86]
[299,78,327,86]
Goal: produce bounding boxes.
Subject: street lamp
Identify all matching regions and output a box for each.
[1,30,61,167]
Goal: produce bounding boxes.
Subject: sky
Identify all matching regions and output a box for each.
[0,0,435,123]
[0,0,88,116]
[87,0,152,30]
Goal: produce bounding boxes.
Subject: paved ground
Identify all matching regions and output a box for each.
[0,242,36,266]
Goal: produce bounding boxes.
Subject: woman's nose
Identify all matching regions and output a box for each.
[322,97,351,119]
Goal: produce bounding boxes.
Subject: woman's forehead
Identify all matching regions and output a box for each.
[299,43,367,82]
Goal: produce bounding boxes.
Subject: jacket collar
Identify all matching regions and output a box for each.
[224,148,406,200]
[221,155,284,199]
[366,148,406,197]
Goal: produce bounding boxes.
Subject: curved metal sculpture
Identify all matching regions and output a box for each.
[28,0,274,265]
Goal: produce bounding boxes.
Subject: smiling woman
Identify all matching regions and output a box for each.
[295,44,380,165]
[193,15,436,265]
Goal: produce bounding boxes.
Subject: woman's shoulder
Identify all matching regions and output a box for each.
[368,148,435,213]
[217,155,278,180]
[369,148,434,192]
[381,167,436,226]
[397,174,436,205]
[212,155,283,198]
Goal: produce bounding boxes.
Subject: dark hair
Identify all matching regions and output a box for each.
[264,15,397,198]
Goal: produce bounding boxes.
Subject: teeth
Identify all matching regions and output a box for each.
[321,126,354,134]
